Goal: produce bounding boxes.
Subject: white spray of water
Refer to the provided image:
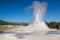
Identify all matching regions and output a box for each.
[23,1,49,32]
[33,1,47,22]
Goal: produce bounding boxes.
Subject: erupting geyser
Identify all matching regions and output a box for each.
[23,1,49,32]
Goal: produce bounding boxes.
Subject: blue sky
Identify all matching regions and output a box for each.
[0,0,60,23]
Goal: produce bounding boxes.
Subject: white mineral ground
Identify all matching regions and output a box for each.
[0,26,60,40]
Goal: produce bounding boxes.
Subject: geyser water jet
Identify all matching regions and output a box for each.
[23,1,49,32]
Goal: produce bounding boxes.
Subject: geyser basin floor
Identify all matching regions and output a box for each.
[0,30,60,40]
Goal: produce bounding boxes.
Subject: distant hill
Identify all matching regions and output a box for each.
[0,20,29,26]
[0,20,9,25]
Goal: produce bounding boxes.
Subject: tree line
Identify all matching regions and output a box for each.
[46,22,60,29]
[0,20,60,29]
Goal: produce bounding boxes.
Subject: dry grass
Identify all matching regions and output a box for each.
[0,25,20,32]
